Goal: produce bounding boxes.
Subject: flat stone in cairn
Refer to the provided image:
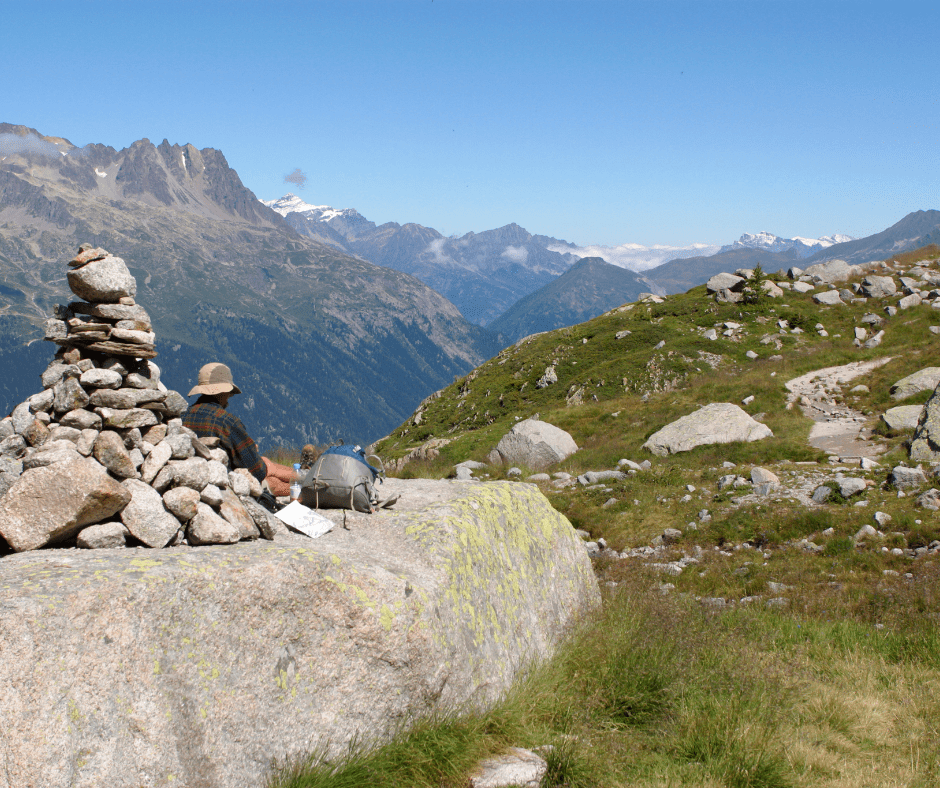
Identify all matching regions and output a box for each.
[96,407,158,430]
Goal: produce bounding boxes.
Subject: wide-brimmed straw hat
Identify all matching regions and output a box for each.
[188,362,242,397]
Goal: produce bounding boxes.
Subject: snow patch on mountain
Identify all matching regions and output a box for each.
[547,242,722,272]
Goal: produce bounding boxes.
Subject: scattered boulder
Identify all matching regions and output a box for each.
[750,467,778,486]
[860,275,897,298]
[803,259,853,284]
[491,418,578,470]
[916,489,940,511]
[838,478,867,498]
[813,290,844,306]
[535,365,557,389]
[578,470,627,485]
[881,405,924,432]
[890,368,940,400]
[642,403,773,457]
[706,273,746,293]
[891,465,928,489]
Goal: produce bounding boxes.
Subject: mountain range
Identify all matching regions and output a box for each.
[0,124,500,448]
[264,194,585,326]
[642,213,940,294]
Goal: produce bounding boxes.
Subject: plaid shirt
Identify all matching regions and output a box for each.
[182,397,266,483]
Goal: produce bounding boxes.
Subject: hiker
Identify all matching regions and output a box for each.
[181,362,297,497]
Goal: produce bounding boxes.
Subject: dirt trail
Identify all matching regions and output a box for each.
[785,357,893,458]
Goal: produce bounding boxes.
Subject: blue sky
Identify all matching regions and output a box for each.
[5,0,939,246]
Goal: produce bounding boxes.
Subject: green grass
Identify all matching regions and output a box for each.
[269,575,940,787]
[274,248,940,787]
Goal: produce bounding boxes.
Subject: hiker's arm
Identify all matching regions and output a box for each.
[228,417,267,483]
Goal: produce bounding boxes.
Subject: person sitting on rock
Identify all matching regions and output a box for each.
[182,362,297,497]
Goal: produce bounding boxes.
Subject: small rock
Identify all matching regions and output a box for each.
[751,467,779,485]
[873,511,892,526]
[811,485,832,503]
[838,478,867,498]
[469,747,547,788]
[891,465,927,490]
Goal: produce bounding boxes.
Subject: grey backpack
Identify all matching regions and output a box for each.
[299,445,387,512]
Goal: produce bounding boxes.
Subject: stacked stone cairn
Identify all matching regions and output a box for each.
[0,245,278,553]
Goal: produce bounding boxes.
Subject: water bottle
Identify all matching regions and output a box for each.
[290,463,302,503]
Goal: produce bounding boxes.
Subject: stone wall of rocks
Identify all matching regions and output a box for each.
[0,245,277,553]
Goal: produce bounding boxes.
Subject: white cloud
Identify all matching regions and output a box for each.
[548,241,721,272]
[426,237,456,265]
[0,132,69,159]
[500,244,529,264]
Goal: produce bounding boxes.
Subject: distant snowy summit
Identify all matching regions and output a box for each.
[262,193,353,223]
[722,231,854,257]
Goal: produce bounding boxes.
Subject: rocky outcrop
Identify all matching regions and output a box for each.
[890,368,940,400]
[0,479,599,788]
[910,383,940,462]
[881,405,924,432]
[643,403,773,456]
[489,418,578,470]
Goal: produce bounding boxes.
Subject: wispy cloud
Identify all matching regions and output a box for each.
[284,168,307,188]
[549,241,721,272]
[0,132,67,159]
[500,245,529,264]
[426,237,456,265]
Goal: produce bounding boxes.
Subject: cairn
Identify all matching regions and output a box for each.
[0,245,278,553]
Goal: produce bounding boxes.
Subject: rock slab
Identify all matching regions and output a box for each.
[910,383,940,462]
[643,403,773,456]
[0,479,598,788]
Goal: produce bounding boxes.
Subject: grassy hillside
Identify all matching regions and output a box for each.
[273,249,940,787]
